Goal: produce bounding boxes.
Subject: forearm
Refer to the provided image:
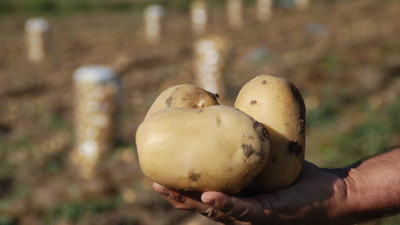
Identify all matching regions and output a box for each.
[342,147,400,223]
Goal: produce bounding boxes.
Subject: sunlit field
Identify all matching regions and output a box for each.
[1,0,400,224]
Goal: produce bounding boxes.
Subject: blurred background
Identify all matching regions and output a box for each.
[0,0,400,224]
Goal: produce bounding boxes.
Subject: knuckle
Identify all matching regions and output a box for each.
[164,193,191,210]
[200,207,218,218]
[169,192,186,203]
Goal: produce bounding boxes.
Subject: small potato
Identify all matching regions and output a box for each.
[136,105,270,194]
[234,75,306,192]
[145,84,219,119]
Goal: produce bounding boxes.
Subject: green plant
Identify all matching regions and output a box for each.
[306,98,340,128]
[44,154,65,174]
[0,0,12,14]
[166,0,191,12]
[0,216,17,225]
[45,196,123,224]
[21,0,56,13]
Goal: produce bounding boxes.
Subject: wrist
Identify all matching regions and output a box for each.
[340,166,385,224]
[328,163,383,225]
[339,150,400,224]
[340,168,364,223]
[322,167,359,224]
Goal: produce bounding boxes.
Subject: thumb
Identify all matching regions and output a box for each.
[201,191,270,223]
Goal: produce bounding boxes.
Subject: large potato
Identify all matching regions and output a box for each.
[136,105,270,194]
[234,75,306,192]
[145,84,219,119]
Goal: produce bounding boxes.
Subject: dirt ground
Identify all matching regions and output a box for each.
[1,0,400,224]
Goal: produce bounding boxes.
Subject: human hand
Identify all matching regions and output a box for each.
[153,161,351,225]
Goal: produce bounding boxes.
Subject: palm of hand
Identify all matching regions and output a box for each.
[153,161,348,225]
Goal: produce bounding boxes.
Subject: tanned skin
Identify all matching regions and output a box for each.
[153,148,400,225]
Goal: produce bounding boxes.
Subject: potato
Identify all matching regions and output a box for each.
[145,84,219,119]
[234,75,306,192]
[136,105,270,194]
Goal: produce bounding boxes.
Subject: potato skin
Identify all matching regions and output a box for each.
[145,84,219,119]
[234,75,306,192]
[136,105,270,194]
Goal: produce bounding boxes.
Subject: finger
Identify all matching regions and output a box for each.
[153,182,203,210]
[162,192,240,225]
[199,207,240,225]
[201,191,268,222]
[152,183,244,224]
[153,182,170,196]
[169,189,204,210]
